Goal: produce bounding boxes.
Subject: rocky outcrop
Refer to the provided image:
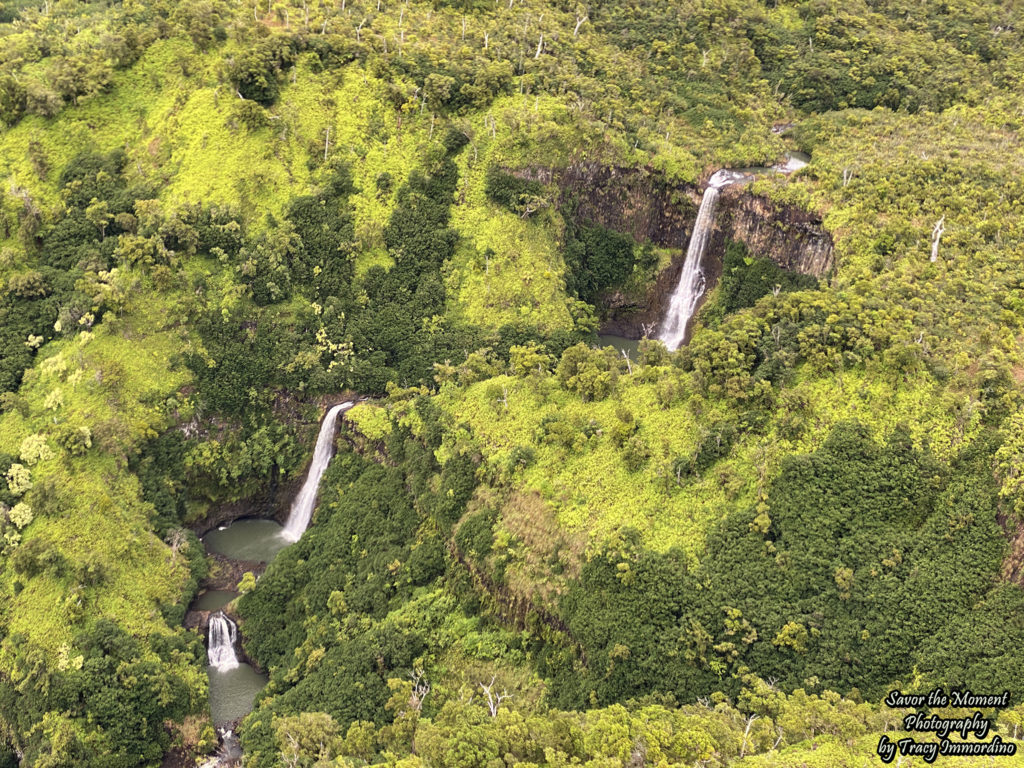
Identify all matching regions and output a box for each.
[555,164,698,247]
[534,163,834,339]
[714,186,833,278]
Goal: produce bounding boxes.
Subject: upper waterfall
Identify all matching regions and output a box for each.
[281,401,354,541]
[207,613,239,671]
[657,170,752,350]
[658,172,735,349]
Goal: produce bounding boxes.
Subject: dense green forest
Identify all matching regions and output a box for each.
[0,0,1023,765]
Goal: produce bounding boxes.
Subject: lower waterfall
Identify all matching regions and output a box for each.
[281,401,354,541]
[207,613,239,671]
[658,170,750,350]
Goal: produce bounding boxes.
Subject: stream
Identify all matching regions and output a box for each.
[189,401,355,747]
[199,519,289,729]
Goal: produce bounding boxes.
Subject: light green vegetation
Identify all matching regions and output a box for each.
[430,355,974,575]
[0,282,193,649]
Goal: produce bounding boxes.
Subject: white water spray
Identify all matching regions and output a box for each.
[281,402,353,541]
[658,170,753,350]
[207,613,239,671]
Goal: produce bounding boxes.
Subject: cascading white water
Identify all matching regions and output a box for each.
[658,170,752,350]
[280,401,354,541]
[208,613,239,671]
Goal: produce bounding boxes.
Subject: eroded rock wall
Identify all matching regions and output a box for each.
[537,164,834,339]
[715,186,833,279]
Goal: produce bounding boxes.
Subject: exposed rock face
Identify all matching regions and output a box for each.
[192,492,292,537]
[555,164,698,248]
[540,163,834,339]
[714,186,833,279]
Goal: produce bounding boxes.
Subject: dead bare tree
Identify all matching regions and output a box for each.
[409,668,430,711]
[740,714,758,757]
[573,13,587,36]
[166,528,187,561]
[930,215,945,262]
[479,676,512,717]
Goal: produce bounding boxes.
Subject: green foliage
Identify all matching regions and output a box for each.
[1,0,1024,763]
[563,222,638,303]
[238,452,422,670]
[700,423,1014,698]
[186,309,288,417]
[227,36,297,105]
[483,166,543,212]
[284,165,356,298]
[455,507,496,562]
[715,241,818,317]
[556,343,621,401]
[531,422,1024,709]
[0,619,206,768]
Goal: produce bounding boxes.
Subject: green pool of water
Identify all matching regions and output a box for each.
[203,519,289,563]
[193,590,238,612]
[208,663,269,727]
[597,334,642,358]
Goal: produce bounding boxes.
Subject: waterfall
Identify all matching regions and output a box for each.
[208,613,239,671]
[658,170,751,351]
[281,401,354,541]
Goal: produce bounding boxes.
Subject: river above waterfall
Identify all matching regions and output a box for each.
[718,151,811,183]
[203,518,290,562]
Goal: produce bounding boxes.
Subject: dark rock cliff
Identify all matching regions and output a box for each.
[535,164,834,339]
[714,186,833,279]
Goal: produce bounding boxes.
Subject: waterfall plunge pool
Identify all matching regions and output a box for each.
[203,518,290,563]
[597,335,641,358]
[197,401,355,742]
[208,664,269,727]
[198,520,286,734]
[193,589,238,612]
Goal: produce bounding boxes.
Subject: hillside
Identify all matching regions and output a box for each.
[1,0,1024,765]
